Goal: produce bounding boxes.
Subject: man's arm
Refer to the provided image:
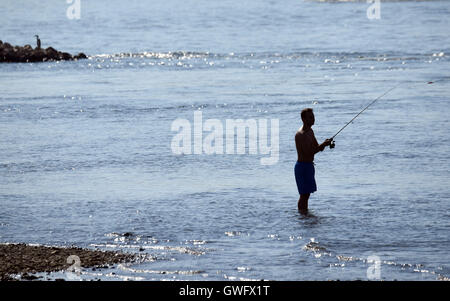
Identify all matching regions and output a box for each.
[296,131,332,160]
[312,133,332,154]
[316,139,332,153]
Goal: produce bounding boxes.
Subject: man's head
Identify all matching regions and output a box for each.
[301,108,315,127]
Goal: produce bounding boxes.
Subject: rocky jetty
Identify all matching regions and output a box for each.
[0,40,87,63]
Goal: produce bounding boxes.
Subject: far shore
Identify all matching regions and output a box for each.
[0,243,135,281]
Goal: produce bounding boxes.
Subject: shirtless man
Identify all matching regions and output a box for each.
[295,108,332,214]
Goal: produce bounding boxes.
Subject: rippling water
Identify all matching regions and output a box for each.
[1,0,449,280]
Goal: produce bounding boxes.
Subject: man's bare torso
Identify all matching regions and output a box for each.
[295,127,319,162]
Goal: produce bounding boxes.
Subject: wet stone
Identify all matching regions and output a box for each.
[0,243,135,281]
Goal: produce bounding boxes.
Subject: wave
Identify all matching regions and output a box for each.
[302,238,449,281]
[95,50,210,60]
[91,50,447,61]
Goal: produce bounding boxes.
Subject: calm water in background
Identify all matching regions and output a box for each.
[0,0,449,280]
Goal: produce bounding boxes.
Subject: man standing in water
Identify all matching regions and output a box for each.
[295,108,332,214]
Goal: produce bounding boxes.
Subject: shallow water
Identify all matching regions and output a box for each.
[1,0,449,280]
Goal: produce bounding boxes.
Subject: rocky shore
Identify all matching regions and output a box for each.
[0,41,87,63]
[0,243,135,281]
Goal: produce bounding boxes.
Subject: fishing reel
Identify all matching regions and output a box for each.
[329,139,335,149]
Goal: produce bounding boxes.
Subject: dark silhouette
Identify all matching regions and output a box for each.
[35,35,41,50]
[0,40,87,63]
[295,108,332,215]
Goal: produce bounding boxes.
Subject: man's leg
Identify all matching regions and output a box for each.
[298,193,310,214]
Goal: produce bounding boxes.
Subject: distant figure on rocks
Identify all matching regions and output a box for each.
[35,35,41,50]
[295,108,332,215]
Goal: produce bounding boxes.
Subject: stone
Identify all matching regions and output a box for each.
[0,41,87,63]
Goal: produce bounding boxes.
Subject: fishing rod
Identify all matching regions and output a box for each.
[328,79,441,149]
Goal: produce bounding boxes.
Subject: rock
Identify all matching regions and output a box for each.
[21,273,41,281]
[29,49,46,63]
[0,41,87,63]
[58,52,70,60]
[0,243,135,281]
[74,52,87,60]
[45,47,58,60]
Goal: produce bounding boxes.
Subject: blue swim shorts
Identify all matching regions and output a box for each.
[294,161,317,195]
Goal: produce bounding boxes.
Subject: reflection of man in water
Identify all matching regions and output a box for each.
[295,108,332,214]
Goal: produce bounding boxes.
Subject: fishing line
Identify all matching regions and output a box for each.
[328,79,442,149]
